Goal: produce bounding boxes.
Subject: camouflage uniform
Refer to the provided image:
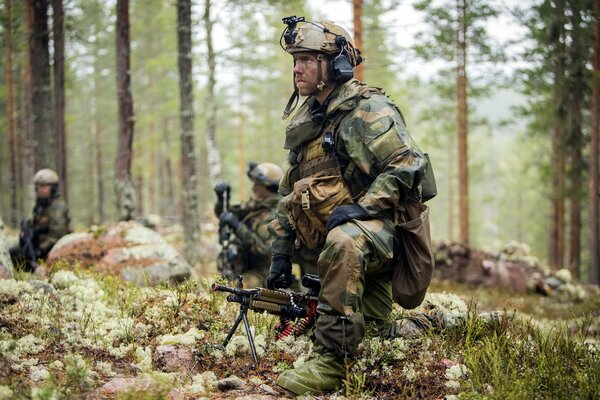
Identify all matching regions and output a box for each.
[270,79,428,358]
[216,193,279,287]
[10,193,71,270]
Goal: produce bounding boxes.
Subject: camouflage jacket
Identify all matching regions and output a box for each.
[270,79,428,256]
[227,193,279,272]
[30,194,71,256]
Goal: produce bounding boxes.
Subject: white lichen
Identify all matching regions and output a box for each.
[30,365,50,382]
[159,327,204,346]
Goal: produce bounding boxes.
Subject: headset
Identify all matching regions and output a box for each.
[281,16,363,85]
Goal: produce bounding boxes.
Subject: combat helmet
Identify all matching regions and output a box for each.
[33,169,59,185]
[280,16,363,119]
[247,162,283,191]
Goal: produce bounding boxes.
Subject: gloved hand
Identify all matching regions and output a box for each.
[267,255,293,289]
[326,204,370,232]
[213,181,231,197]
[219,211,240,231]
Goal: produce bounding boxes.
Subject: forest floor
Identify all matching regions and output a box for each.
[1,221,599,399]
[0,263,599,400]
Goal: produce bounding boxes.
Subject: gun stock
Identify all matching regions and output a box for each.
[20,220,38,262]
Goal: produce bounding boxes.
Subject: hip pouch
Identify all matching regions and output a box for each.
[282,175,353,250]
[393,198,435,309]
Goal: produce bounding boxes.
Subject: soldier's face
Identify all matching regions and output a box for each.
[35,184,52,199]
[251,182,270,201]
[293,52,327,97]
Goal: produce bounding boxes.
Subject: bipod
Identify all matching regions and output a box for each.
[221,276,259,363]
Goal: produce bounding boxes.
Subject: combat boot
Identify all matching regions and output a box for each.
[277,344,347,395]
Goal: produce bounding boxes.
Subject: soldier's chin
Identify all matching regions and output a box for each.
[298,87,316,97]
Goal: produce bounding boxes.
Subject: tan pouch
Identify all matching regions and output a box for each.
[282,175,353,250]
[392,199,435,309]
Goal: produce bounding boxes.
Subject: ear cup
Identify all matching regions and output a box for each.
[331,53,354,83]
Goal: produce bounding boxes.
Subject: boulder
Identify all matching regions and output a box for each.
[47,221,191,286]
[0,217,14,279]
[153,345,195,373]
[433,241,544,294]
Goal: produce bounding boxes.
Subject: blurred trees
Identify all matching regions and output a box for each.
[28,0,54,171]
[0,0,598,283]
[516,0,593,277]
[413,0,502,246]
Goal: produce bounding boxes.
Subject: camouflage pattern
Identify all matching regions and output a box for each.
[31,193,71,256]
[10,193,71,269]
[219,193,279,287]
[270,78,428,358]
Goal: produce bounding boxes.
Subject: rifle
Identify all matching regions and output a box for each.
[217,189,242,280]
[212,273,320,363]
[20,219,38,262]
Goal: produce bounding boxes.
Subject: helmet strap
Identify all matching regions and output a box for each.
[316,53,326,90]
[282,74,299,120]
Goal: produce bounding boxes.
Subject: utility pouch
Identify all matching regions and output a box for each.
[392,199,434,309]
[282,175,353,250]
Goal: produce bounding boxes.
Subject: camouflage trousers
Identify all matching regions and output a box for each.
[314,218,396,358]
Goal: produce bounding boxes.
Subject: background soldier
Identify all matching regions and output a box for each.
[10,168,71,273]
[267,18,430,395]
[214,162,283,287]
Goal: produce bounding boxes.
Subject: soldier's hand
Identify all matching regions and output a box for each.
[219,212,240,230]
[213,181,231,196]
[267,254,293,289]
[326,204,370,232]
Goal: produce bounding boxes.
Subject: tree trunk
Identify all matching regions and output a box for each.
[566,0,585,279]
[590,0,600,285]
[238,61,246,197]
[549,0,567,270]
[204,0,222,184]
[5,0,18,227]
[92,21,105,224]
[448,134,456,241]
[28,0,54,171]
[353,0,364,81]
[178,0,202,264]
[114,0,136,221]
[22,2,35,211]
[549,123,566,269]
[52,0,67,202]
[456,0,469,245]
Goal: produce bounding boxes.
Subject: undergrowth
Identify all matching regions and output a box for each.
[0,264,598,399]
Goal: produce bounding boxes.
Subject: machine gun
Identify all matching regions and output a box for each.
[216,189,243,280]
[212,274,320,363]
[20,219,38,262]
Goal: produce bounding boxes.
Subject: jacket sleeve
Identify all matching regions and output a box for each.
[267,164,296,257]
[235,210,276,259]
[340,95,428,216]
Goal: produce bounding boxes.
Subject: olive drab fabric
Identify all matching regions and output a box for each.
[393,199,434,309]
[31,193,71,256]
[218,193,280,287]
[269,78,430,361]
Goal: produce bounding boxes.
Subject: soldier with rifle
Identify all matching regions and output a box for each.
[213,162,283,287]
[9,169,71,273]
